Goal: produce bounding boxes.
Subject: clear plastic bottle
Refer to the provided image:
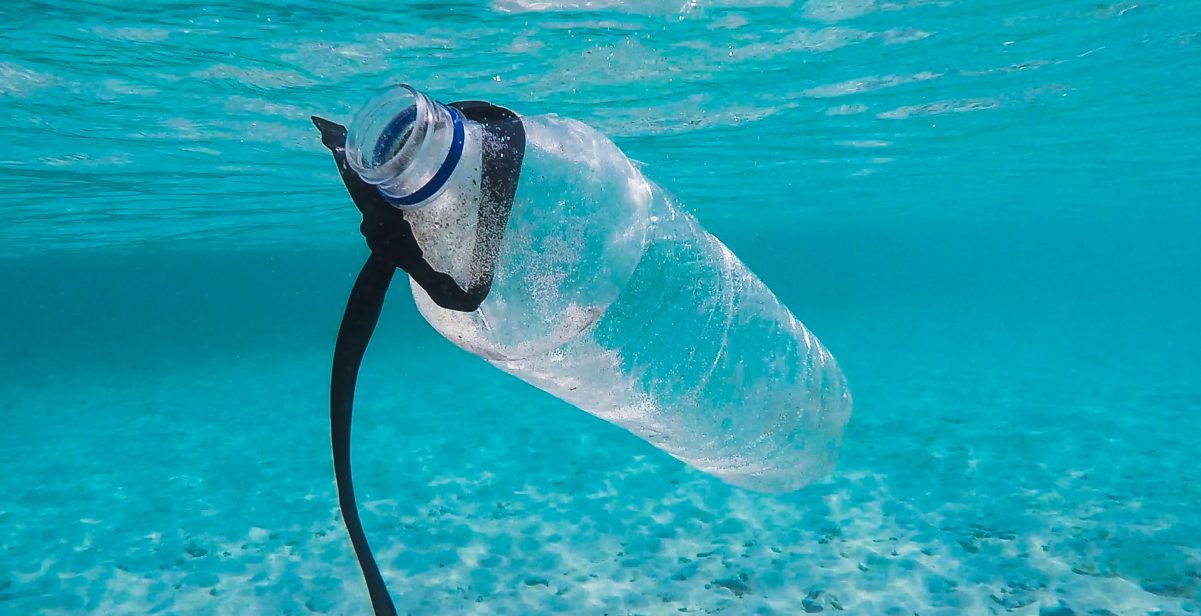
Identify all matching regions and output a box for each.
[345,85,851,492]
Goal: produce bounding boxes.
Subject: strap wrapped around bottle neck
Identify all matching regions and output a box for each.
[313,101,525,312]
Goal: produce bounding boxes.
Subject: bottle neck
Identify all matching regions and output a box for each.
[345,85,467,209]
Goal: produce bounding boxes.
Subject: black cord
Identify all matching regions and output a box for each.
[330,252,399,616]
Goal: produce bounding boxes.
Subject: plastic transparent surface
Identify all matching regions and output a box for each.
[360,90,852,492]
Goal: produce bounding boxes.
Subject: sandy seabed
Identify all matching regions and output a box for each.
[2,308,1198,615]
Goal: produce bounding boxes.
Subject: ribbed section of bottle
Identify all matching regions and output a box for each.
[409,113,852,493]
[487,192,851,493]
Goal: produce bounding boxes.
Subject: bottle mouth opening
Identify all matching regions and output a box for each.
[345,84,423,183]
[344,84,465,208]
[371,106,417,168]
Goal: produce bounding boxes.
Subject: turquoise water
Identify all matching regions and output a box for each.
[2,1,1200,614]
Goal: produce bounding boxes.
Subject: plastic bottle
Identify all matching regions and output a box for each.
[344,85,851,492]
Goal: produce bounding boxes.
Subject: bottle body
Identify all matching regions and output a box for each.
[407,113,851,492]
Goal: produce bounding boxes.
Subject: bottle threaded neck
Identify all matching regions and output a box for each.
[345,84,464,208]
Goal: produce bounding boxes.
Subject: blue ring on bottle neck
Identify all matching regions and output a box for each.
[384,104,465,207]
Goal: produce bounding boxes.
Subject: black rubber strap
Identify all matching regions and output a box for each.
[312,102,525,616]
[329,252,397,616]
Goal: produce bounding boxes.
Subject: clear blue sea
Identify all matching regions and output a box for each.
[2,1,1200,614]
